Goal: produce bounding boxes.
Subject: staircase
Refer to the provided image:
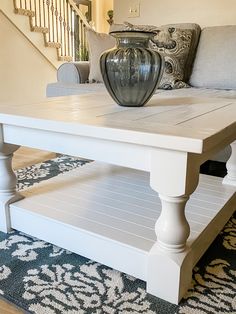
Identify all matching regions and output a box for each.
[0,0,91,70]
[13,0,91,62]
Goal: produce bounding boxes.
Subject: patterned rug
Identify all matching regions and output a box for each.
[0,156,235,314]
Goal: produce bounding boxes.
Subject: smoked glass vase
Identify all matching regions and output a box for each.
[100,30,164,107]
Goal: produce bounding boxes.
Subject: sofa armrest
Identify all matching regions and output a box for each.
[57,61,90,84]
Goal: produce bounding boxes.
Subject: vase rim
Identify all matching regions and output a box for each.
[109,30,157,37]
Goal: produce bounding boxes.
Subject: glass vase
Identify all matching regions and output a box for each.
[100,30,164,107]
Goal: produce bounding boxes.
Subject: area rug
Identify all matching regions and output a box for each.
[0,156,235,313]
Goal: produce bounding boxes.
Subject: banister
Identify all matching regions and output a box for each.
[67,0,92,29]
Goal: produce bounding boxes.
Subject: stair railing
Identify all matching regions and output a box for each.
[13,0,91,61]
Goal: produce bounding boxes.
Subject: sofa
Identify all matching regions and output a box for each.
[46,23,236,163]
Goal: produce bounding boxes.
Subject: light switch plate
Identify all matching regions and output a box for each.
[128,3,140,18]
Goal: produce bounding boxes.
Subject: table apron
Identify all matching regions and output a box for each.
[3,123,236,172]
[3,124,153,171]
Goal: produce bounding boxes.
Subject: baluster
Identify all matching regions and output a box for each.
[63,0,68,56]
[51,0,55,42]
[80,19,84,60]
[34,0,38,26]
[67,1,71,58]
[46,0,51,41]
[39,0,42,28]
[63,0,67,56]
[55,0,59,43]
[78,18,81,60]
[59,0,64,57]
[13,0,18,11]
[65,1,68,57]
[71,8,75,60]
[74,11,79,60]
[42,0,47,28]
[30,0,35,27]
[84,24,87,60]
[83,24,88,61]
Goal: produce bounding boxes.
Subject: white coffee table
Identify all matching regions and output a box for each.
[0,93,235,304]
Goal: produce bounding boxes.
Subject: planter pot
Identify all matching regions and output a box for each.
[100,31,164,107]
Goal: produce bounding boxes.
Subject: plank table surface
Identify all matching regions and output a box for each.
[0,93,235,153]
[0,92,235,305]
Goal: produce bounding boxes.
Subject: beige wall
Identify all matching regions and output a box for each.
[92,0,113,33]
[114,0,236,27]
[0,12,56,105]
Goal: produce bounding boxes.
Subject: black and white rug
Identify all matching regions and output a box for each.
[0,156,235,313]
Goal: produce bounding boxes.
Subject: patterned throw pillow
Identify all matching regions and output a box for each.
[160,23,201,81]
[151,27,193,89]
[123,23,193,90]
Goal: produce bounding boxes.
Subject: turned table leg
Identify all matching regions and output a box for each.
[147,149,200,304]
[0,126,22,232]
[223,141,236,186]
[155,194,190,252]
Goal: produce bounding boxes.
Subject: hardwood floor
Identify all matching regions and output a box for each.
[13,146,56,170]
[0,147,56,313]
[0,298,24,314]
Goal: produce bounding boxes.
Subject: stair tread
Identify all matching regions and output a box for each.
[32,26,49,33]
[14,8,35,17]
[46,41,62,48]
[59,56,73,61]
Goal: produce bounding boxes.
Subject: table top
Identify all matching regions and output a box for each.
[0,93,235,153]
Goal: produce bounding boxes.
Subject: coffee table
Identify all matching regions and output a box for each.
[0,93,235,304]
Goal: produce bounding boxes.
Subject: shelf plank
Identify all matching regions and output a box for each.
[10,162,235,280]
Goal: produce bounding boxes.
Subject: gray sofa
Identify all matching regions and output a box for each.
[46,24,236,162]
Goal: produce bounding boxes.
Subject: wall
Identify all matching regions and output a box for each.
[113,0,236,27]
[92,0,113,33]
[0,12,56,105]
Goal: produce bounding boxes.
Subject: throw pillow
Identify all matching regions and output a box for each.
[151,27,193,89]
[123,22,193,89]
[189,25,236,90]
[86,28,116,83]
[159,23,201,81]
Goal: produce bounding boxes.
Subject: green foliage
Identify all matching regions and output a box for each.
[107,10,113,18]
[76,45,89,61]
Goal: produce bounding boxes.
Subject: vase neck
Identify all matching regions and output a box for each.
[110,31,155,48]
[116,37,150,48]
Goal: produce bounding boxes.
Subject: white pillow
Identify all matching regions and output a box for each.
[86,28,116,82]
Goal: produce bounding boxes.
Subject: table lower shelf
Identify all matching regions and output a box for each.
[9,162,236,284]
